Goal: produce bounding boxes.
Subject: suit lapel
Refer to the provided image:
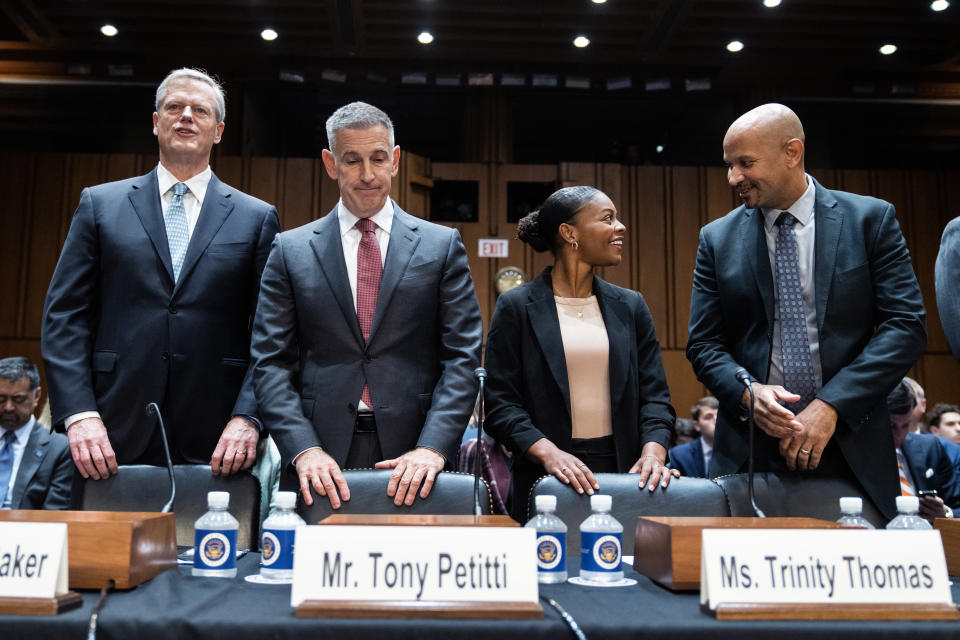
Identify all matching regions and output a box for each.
[310,209,365,347]
[595,279,631,415]
[526,272,571,417]
[741,208,774,329]
[368,205,420,343]
[129,169,175,283]
[812,180,841,331]
[175,173,234,292]
[10,423,46,510]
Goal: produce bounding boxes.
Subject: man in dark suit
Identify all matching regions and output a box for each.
[687,103,926,519]
[0,358,71,510]
[251,102,482,509]
[936,217,960,362]
[42,69,280,482]
[669,396,717,478]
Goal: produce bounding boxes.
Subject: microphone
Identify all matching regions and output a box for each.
[145,403,176,513]
[733,368,765,518]
[473,368,487,517]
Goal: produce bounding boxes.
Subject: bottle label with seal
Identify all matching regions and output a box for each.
[580,531,621,573]
[536,532,566,573]
[261,529,296,570]
[194,529,237,570]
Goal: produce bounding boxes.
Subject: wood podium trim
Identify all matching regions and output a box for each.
[296,599,542,619]
[709,602,960,621]
[0,591,83,616]
[934,518,960,576]
[317,514,518,527]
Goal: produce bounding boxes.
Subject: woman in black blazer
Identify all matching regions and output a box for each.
[485,186,678,520]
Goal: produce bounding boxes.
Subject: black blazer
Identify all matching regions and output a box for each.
[687,178,927,519]
[668,437,707,478]
[42,169,280,463]
[10,421,72,510]
[485,268,674,513]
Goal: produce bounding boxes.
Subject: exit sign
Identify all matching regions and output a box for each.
[478,238,509,258]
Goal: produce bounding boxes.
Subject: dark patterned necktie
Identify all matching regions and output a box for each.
[775,212,817,410]
[356,218,382,407]
[0,430,16,507]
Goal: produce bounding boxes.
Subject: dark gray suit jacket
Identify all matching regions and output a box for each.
[936,216,960,362]
[251,204,483,469]
[9,421,72,510]
[687,178,927,519]
[42,168,280,463]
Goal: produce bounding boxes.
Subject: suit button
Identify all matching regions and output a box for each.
[169,304,178,314]
[162,352,170,360]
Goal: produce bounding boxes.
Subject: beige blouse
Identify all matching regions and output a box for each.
[554,295,613,440]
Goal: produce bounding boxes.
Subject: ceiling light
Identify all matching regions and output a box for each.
[592,0,608,4]
[879,43,897,55]
[931,0,950,11]
[726,40,744,53]
[417,31,434,44]
[763,0,782,6]
[261,28,278,41]
[656,145,665,154]
[100,24,118,37]
[573,35,590,48]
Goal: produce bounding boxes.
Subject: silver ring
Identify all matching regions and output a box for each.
[561,466,570,472]
[800,448,811,455]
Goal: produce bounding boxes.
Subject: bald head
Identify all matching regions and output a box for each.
[722,103,808,211]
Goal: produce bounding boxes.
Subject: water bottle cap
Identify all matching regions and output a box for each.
[896,495,919,513]
[207,491,230,509]
[839,497,862,513]
[590,494,612,511]
[273,491,297,509]
[535,495,557,511]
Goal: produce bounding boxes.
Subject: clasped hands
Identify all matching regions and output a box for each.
[295,447,445,509]
[741,382,838,471]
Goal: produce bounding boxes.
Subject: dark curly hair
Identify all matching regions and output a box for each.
[516,186,603,253]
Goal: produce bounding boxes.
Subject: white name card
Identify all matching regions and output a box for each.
[700,529,952,610]
[478,238,509,258]
[0,522,68,598]
[291,525,537,606]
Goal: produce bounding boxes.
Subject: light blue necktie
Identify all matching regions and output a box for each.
[775,212,817,411]
[0,430,16,508]
[165,182,191,282]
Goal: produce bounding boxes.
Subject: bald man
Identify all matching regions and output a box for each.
[687,103,926,520]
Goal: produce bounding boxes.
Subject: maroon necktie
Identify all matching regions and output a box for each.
[356,218,381,406]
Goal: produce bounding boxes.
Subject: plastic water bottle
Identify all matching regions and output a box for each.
[260,491,306,580]
[525,495,567,583]
[193,491,239,578]
[885,496,932,530]
[579,494,623,582]
[836,497,875,529]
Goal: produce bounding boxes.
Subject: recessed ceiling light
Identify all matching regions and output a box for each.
[592,0,608,4]
[726,40,744,53]
[573,35,591,48]
[260,28,278,41]
[879,43,897,55]
[762,0,782,7]
[417,31,434,44]
[656,145,665,153]
[931,0,950,11]
[100,24,118,37]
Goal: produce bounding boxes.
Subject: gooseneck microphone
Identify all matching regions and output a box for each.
[145,402,176,513]
[733,368,766,518]
[473,367,487,517]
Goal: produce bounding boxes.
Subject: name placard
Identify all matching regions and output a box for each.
[0,522,68,598]
[291,525,537,606]
[700,529,952,609]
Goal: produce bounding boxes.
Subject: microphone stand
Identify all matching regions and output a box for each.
[145,402,176,513]
[734,368,766,518]
[473,368,487,517]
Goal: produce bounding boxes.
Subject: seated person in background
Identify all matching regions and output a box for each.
[485,186,678,521]
[887,381,960,522]
[673,418,698,446]
[669,396,718,477]
[928,403,960,446]
[0,357,72,510]
[903,376,928,433]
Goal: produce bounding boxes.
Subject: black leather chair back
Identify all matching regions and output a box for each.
[298,470,492,523]
[530,474,731,555]
[714,472,887,529]
[80,465,261,550]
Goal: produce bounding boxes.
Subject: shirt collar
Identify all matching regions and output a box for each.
[5,415,35,446]
[762,173,816,231]
[157,163,213,204]
[337,198,395,238]
[699,436,713,456]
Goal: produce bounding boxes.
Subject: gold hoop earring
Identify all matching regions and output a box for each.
[572,240,579,251]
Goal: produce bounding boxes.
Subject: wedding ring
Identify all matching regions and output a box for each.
[799,448,811,455]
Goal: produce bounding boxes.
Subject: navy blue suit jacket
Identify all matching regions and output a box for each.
[687,178,927,519]
[10,421,72,510]
[42,169,280,463]
[903,433,960,510]
[936,216,960,362]
[669,437,707,478]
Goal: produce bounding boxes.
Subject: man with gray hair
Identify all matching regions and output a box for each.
[0,357,72,509]
[252,101,483,510]
[42,68,280,484]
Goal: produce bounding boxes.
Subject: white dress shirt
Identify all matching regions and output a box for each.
[337,199,393,311]
[761,175,824,391]
[2,416,36,509]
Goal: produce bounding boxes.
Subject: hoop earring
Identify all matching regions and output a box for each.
[572,240,580,251]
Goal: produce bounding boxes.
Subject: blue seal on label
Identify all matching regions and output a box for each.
[580,531,621,573]
[536,533,566,572]
[194,529,237,570]
[260,529,296,570]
